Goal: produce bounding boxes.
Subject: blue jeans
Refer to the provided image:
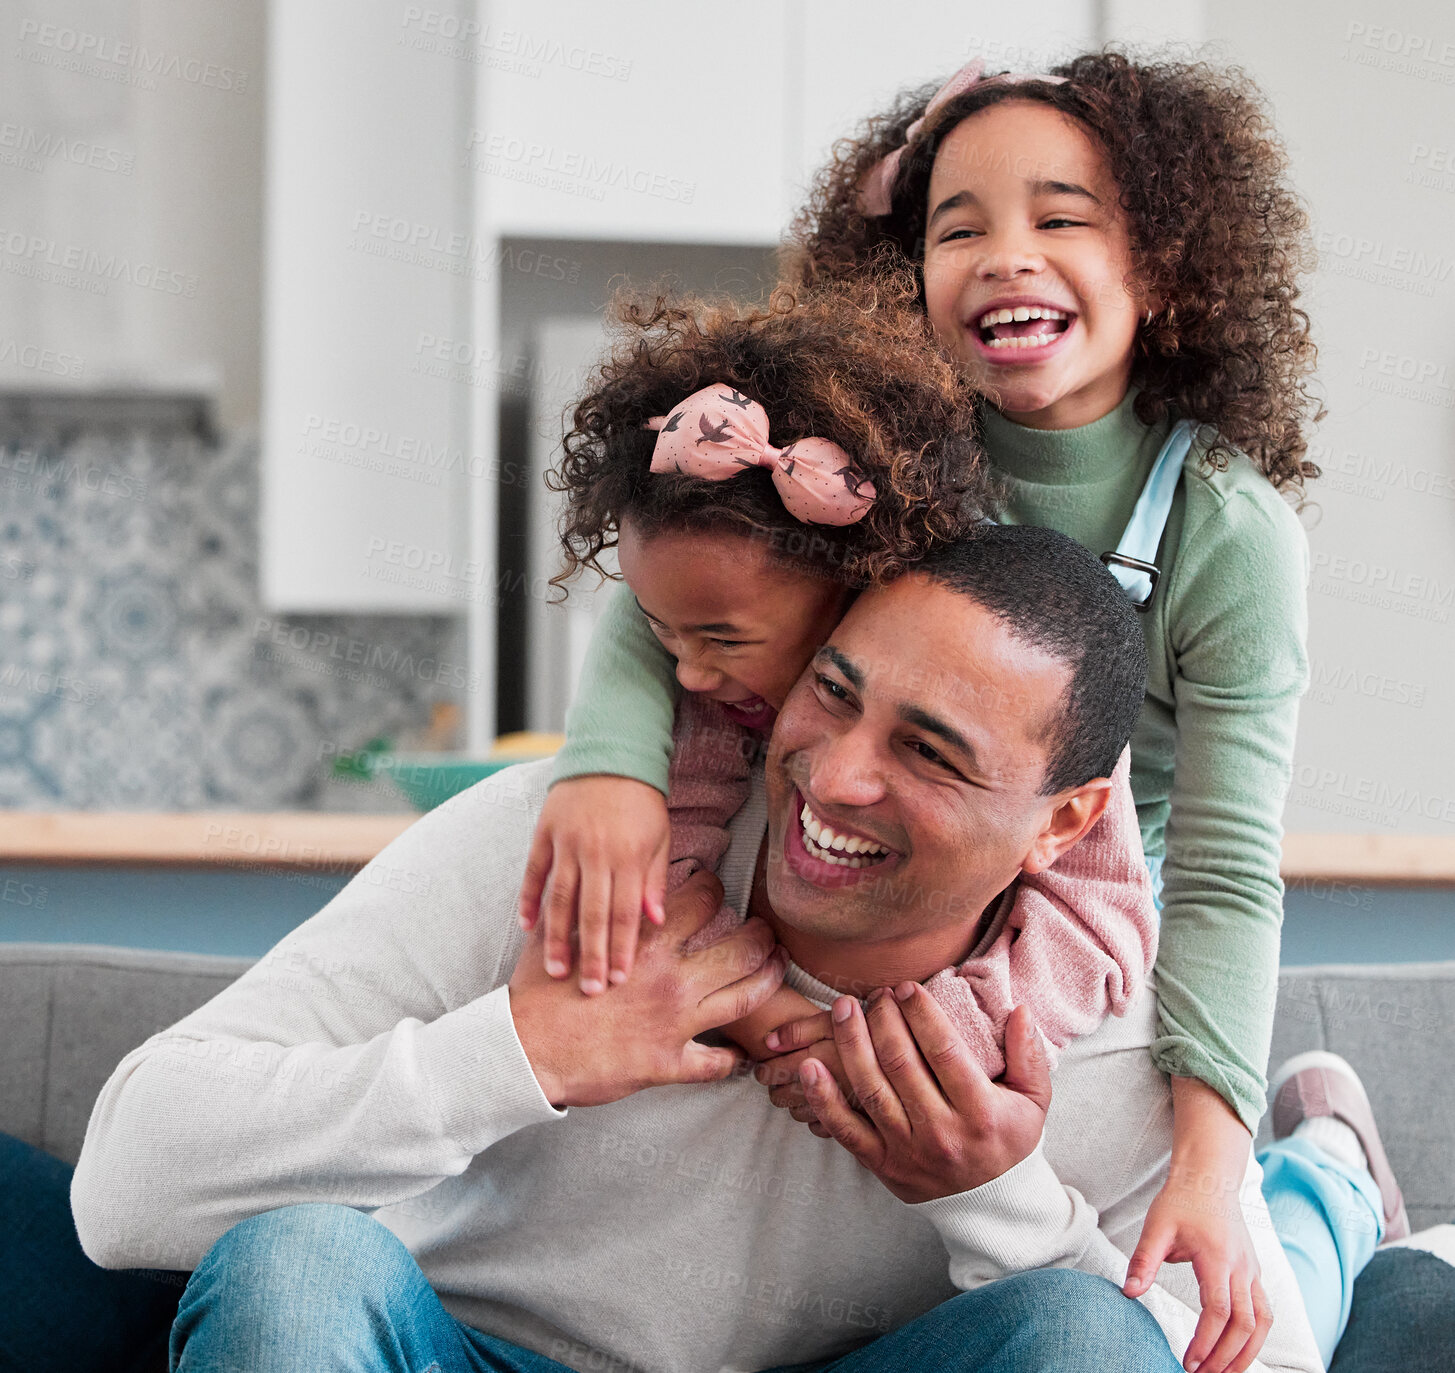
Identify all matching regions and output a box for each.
[2,1130,1449,1369]
[1330,1246,1455,1371]
[171,1202,1184,1372]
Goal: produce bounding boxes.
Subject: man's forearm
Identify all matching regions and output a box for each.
[71,984,562,1272]
[67,761,572,1273]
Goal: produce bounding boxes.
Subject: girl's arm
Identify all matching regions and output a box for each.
[552,579,681,794]
[1117,483,1309,1373]
[1151,485,1310,1135]
[524,683,752,993]
[520,582,682,988]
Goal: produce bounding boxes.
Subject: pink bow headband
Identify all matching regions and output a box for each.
[646,384,876,527]
[857,57,1067,218]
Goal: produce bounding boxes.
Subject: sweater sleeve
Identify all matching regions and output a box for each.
[1151,487,1310,1133]
[913,1145,1320,1372]
[70,762,566,1272]
[921,746,1159,1077]
[551,580,681,795]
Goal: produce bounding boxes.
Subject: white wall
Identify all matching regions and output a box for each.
[260,0,473,614]
[1190,0,1455,838]
[797,0,1097,189]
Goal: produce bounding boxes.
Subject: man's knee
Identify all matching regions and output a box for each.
[186,1203,407,1311]
[957,1268,1180,1370]
[172,1204,425,1372]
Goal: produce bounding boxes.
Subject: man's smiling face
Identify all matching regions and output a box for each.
[763,573,1073,946]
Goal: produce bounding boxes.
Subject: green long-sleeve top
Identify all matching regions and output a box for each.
[551,387,1310,1133]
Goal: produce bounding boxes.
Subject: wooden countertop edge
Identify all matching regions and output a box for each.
[1279,833,1455,885]
[0,812,418,871]
[1,814,1453,884]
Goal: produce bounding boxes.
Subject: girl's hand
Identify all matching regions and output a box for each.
[753,1007,847,1136]
[517,776,670,995]
[1124,1168,1271,1373]
[719,986,822,1061]
[1125,1077,1270,1373]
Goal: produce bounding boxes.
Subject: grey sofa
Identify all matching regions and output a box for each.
[3,941,1454,1234]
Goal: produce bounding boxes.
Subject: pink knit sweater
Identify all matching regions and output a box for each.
[667,693,1159,1076]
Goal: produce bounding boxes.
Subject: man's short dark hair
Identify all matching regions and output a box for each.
[916,523,1148,794]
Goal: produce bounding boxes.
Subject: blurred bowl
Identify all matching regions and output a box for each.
[376,732,564,812]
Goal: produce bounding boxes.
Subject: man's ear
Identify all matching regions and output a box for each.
[1019,777,1113,875]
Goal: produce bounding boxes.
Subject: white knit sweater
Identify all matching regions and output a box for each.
[71,761,1322,1373]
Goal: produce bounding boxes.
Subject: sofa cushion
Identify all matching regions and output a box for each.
[0,944,254,1165]
[0,958,53,1148]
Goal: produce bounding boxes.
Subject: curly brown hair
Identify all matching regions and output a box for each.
[548,274,995,595]
[785,49,1323,494]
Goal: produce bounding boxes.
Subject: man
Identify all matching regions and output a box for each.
[70,525,1322,1373]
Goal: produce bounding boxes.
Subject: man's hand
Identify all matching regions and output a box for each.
[509,869,786,1109]
[796,987,1051,1203]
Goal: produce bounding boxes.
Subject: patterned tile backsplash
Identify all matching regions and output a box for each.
[0,396,465,810]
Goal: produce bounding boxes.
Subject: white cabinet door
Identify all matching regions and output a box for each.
[262,1,472,612]
[473,0,792,244]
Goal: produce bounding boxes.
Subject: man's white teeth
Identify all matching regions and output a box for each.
[978,305,1068,326]
[798,801,888,868]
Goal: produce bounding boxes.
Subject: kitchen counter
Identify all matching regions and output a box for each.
[1,813,1454,883]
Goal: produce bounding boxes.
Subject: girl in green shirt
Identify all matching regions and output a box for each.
[525,51,1396,1373]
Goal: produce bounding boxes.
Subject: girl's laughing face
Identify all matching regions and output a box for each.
[922,98,1155,431]
[617,519,851,732]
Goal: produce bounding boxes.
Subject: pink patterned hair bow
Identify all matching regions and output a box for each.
[646,384,876,527]
[857,58,1068,218]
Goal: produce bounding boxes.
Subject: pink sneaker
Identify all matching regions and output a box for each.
[1270,1050,1409,1242]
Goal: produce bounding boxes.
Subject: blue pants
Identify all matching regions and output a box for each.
[0,1131,184,1372]
[1257,1136,1384,1364]
[170,1201,1183,1372]
[1143,854,1385,1361]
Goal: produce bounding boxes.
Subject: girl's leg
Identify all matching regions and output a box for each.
[1257,1135,1382,1365]
[1257,1052,1405,1365]
[0,1130,182,1372]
